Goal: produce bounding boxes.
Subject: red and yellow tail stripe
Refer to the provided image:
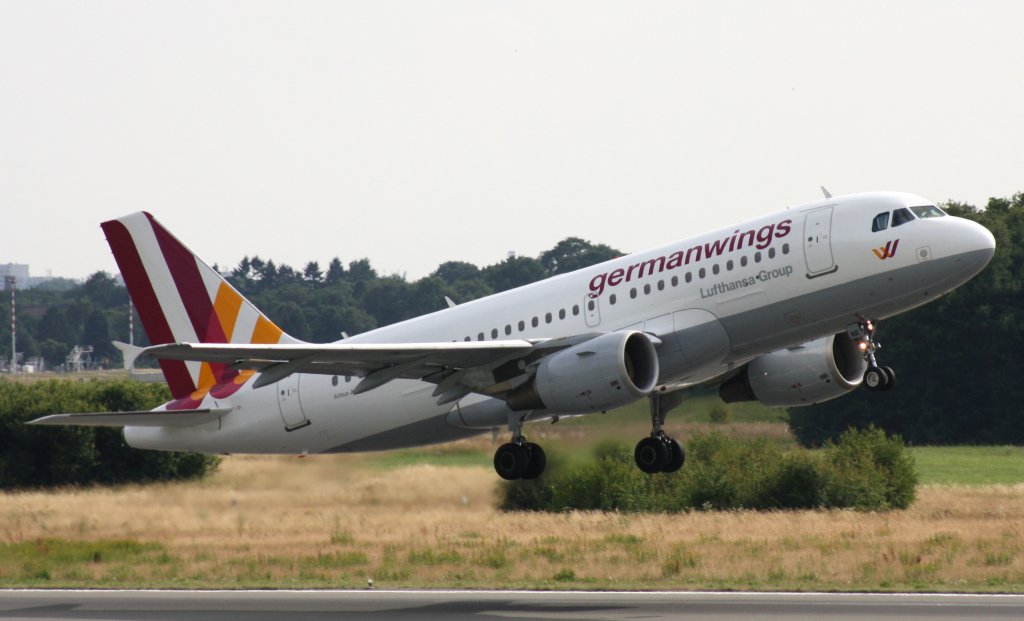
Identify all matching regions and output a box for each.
[102,212,297,408]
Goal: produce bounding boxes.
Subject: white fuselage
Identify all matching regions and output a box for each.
[125,192,995,454]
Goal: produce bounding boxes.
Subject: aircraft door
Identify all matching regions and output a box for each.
[277,375,310,431]
[584,295,601,328]
[804,206,838,278]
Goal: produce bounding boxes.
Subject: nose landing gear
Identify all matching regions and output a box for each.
[850,320,896,391]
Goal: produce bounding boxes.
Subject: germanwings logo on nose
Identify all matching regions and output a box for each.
[873,239,900,260]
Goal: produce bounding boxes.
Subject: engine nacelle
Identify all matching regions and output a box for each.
[507,331,659,413]
[719,333,866,407]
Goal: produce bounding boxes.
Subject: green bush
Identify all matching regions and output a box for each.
[500,427,916,513]
[0,380,220,490]
[821,426,916,510]
[708,403,732,424]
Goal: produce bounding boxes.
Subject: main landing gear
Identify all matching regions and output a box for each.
[850,320,896,391]
[492,392,689,480]
[634,391,686,474]
[493,413,546,481]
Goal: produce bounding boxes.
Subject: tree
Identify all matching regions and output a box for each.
[82,309,114,364]
[302,261,323,285]
[540,237,623,275]
[81,272,125,308]
[325,258,345,285]
[483,256,546,293]
[432,261,480,284]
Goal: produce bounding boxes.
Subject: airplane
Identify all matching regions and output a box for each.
[30,191,996,480]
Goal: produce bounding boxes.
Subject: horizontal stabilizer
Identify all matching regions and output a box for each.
[112,340,145,370]
[27,408,230,428]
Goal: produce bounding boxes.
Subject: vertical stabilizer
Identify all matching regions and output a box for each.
[102,212,299,403]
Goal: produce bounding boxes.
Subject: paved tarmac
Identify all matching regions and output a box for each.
[1,590,1023,620]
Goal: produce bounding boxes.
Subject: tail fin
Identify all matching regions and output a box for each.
[102,212,298,401]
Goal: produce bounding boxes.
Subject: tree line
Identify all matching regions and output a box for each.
[0,237,621,368]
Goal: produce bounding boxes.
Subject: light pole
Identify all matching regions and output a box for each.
[5,276,15,373]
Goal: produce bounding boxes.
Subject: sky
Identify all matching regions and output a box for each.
[1,1,1022,282]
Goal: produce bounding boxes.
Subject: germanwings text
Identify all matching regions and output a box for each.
[588,219,793,297]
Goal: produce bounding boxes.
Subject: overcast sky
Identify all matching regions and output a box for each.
[2,1,1021,281]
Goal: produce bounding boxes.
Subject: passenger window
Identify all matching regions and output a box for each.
[572,305,580,316]
[685,272,692,283]
[609,294,617,304]
[491,328,498,339]
[657,280,664,291]
[587,300,595,311]
[559,309,566,320]
[504,324,512,335]
[643,284,651,295]
[740,256,748,267]
[477,332,484,341]
[712,264,720,275]
[517,320,525,331]
[531,316,538,328]
[699,268,706,278]
[892,208,915,227]
[768,248,776,259]
[630,288,637,299]
[872,212,890,232]
[671,275,678,286]
[545,312,552,323]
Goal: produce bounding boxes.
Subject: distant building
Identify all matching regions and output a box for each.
[0,263,57,289]
[0,264,29,290]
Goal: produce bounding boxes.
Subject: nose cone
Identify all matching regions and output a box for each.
[969,219,996,263]
[955,218,996,280]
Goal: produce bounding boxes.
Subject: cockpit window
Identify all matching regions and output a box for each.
[910,204,946,219]
[871,212,890,232]
[892,208,915,227]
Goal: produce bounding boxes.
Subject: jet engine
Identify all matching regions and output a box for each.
[719,333,866,407]
[507,331,659,413]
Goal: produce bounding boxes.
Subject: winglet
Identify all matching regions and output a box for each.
[821,186,833,199]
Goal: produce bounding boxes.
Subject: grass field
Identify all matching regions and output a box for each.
[2,423,1022,592]
[910,446,1024,485]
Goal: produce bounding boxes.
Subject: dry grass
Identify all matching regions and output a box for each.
[2,451,1023,591]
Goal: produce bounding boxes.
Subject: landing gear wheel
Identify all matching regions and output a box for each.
[663,438,685,473]
[522,443,547,480]
[635,437,670,474]
[864,365,889,391]
[881,366,896,391]
[494,443,529,480]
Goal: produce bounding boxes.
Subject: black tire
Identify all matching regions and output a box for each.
[663,438,685,473]
[881,366,896,391]
[522,443,547,480]
[864,366,889,391]
[494,443,528,480]
[635,436,669,474]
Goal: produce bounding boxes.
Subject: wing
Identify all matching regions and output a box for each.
[141,336,601,404]
[28,408,230,427]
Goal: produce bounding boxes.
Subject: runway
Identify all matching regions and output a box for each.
[2,590,1023,620]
